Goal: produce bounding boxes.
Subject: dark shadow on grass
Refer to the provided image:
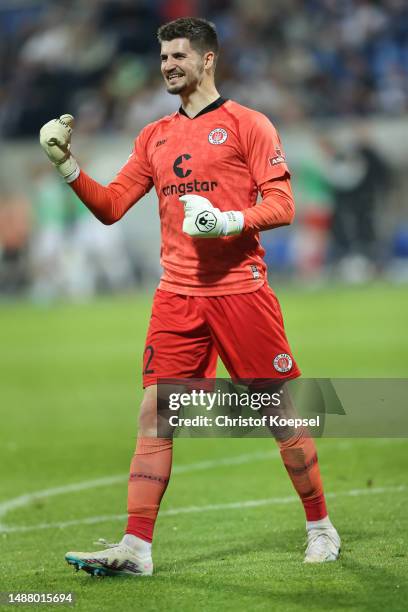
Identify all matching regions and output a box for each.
[333,556,408,612]
[152,563,407,612]
[152,573,356,611]
[157,528,299,573]
[153,527,408,611]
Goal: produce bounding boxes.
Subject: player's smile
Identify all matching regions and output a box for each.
[166,72,185,83]
[164,67,189,92]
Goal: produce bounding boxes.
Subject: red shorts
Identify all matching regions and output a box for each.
[142,283,301,387]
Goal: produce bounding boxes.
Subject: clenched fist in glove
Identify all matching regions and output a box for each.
[39,114,80,183]
[179,194,244,238]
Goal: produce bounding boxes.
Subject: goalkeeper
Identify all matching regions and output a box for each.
[40,17,340,577]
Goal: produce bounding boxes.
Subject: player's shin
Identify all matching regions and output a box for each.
[125,437,173,544]
[266,390,340,562]
[277,428,327,521]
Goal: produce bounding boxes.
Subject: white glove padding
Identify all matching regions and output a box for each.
[39,114,80,183]
[179,194,244,238]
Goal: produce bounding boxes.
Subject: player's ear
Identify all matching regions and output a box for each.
[204,51,215,72]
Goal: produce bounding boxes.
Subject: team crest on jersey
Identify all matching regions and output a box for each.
[208,128,228,145]
[273,353,293,373]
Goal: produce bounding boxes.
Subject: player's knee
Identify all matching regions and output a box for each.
[138,385,157,436]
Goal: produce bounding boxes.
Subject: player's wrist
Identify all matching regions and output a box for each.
[221,210,244,236]
[55,156,80,183]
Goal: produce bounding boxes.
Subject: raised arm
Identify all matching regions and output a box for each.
[39,114,153,225]
[68,168,152,226]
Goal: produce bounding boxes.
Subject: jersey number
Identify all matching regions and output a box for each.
[143,345,155,375]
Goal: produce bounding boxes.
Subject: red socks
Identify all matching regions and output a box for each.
[277,428,327,521]
[126,437,173,542]
[126,429,327,543]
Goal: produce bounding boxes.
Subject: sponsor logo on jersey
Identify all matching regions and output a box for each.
[173,153,192,178]
[273,353,293,373]
[162,179,218,196]
[269,146,285,166]
[163,153,218,195]
[208,128,228,145]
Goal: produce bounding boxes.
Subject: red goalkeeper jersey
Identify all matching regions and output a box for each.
[71,98,294,296]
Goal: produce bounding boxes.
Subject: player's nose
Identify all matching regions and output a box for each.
[163,59,176,73]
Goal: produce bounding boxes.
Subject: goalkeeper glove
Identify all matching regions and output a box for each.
[39,114,80,183]
[179,194,244,238]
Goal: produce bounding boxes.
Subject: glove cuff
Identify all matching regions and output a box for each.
[222,211,244,236]
[56,157,80,183]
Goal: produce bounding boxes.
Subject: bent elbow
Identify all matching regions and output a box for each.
[287,209,295,225]
[284,197,296,225]
[97,208,122,225]
[100,215,117,226]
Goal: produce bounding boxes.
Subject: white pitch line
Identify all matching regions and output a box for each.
[0,439,399,522]
[0,484,405,534]
[0,450,279,521]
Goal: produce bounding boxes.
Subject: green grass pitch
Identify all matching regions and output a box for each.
[1,283,407,611]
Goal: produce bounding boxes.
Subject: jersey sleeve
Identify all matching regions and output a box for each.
[119,126,154,188]
[240,111,290,186]
[69,127,154,225]
[242,177,295,232]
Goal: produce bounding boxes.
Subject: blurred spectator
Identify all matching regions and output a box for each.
[292,156,334,280]
[0,187,31,295]
[28,163,134,301]
[320,130,392,281]
[29,165,67,300]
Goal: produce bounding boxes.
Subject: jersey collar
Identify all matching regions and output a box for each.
[178,97,227,119]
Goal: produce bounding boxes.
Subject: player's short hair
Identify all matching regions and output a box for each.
[157,17,219,63]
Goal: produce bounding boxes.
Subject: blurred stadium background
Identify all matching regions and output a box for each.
[1,0,408,300]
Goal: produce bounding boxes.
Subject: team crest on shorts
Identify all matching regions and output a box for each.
[208,128,228,145]
[273,353,293,373]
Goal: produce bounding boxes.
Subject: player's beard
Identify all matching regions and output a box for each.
[165,62,204,96]
[166,76,190,95]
